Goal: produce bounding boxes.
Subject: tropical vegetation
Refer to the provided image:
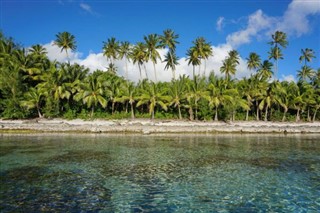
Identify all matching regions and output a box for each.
[0,30,319,122]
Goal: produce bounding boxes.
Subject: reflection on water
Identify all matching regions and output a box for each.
[0,134,319,212]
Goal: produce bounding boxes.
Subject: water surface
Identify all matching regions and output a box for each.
[0,134,319,212]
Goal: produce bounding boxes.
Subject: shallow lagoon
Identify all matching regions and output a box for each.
[0,134,319,212]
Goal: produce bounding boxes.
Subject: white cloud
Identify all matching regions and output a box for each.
[277,0,320,36]
[281,74,296,82]
[216,16,225,32]
[226,0,320,48]
[44,0,318,82]
[43,41,81,63]
[80,3,92,13]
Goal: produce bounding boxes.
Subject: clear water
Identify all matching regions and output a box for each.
[0,134,319,212]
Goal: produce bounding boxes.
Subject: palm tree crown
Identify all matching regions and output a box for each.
[54,31,77,60]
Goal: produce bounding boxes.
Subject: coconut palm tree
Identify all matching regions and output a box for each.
[297,65,315,82]
[246,52,261,72]
[299,48,316,66]
[258,60,273,80]
[74,73,107,118]
[131,42,148,80]
[160,29,179,79]
[53,31,77,61]
[186,47,200,79]
[118,41,132,80]
[205,77,234,121]
[163,51,179,80]
[186,76,206,120]
[103,37,120,65]
[144,34,161,82]
[115,81,137,119]
[20,87,44,118]
[169,75,187,119]
[136,82,170,119]
[193,37,213,76]
[268,31,288,79]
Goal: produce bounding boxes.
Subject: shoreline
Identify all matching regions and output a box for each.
[1,119,320,134]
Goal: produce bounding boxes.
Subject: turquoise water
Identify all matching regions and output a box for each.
[0,134,319,212]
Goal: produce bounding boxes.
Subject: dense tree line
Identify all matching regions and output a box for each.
[0,30,319,121]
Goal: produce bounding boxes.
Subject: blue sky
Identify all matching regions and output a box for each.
[1,0,320,81]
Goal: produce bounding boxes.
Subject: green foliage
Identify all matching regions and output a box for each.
[0,31,319,122]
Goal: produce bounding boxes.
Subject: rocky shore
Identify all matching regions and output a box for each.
[1,119,320,134]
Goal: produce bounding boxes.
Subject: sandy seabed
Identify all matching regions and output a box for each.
[1,118,320,134]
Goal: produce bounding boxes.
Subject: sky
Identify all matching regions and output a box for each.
[1,0,320,82]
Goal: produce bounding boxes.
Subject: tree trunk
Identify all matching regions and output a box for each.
[256,101,259,121]
[125,57,129,80]
[203,59,207,77]
[178,105,182,120]
[153,62,157,82]
[195,105,198,120]
[282,108,287,122]
[232,110,236,121]
[264,106,268,121]
[193,66,195,79]
[307,107,311,122]
[313,108,318,122]
[214,107,218,121]
[138,64,142,81]
[151,110,155,120]
[296,108,300,122]
[189,107,194,121]
[112,101,115,115]
[130,103,135,119]
[144,64,148,80]
[37,105,42,118]
[91,106,94,118]
[172,68,176,81]
[246,109,249,121]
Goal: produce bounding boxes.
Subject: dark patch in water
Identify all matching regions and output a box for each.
[0,146,19,156]
[0,165,114,212]
[45,150,111,164]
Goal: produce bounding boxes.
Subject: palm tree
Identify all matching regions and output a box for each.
[131,42,148,80]
[144,34,161,82]
[186,76,206,120]
[163,51,179,80]
[299,48,316,66]
[116,81,137,119]
[118,41,132,80]
[136,82,170,119]
[258,60,273,80]
[103,37,120,65]
[268,31,288,79]
[205,77,234,121]
[53,32,77,61]
[20,87,44,118]
[246,52,261,72]
[186,47,200,78]
[74,74,107,118]
[169,75,187,119]
[160,29,179,79]
[194,37,213,76]
[297,65,315,82]
[220,58,235,81]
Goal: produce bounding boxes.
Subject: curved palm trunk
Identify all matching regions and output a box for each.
[172,68,176,81]
[246,109,249,121]
[178,105,182,120]
[138,64,142,81]
[214,107,218,121]
[144,64,149,80]
[91,106,94,118]
[125,57,129,80]
[313,107,318,122]
[307,107,311,122]
[112,101,115,115]
[264,106,268,121]
[282,108,288,122]
[256,100,260,121]
[203,60,207,77]
[153,62,158,82]
[189,107,194,121]
[37,104,43,118]
[296,108,300,122]
[193,66,195,79]
[130,102,135,119]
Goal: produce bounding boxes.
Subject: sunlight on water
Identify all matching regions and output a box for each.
[1,134,320,212]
